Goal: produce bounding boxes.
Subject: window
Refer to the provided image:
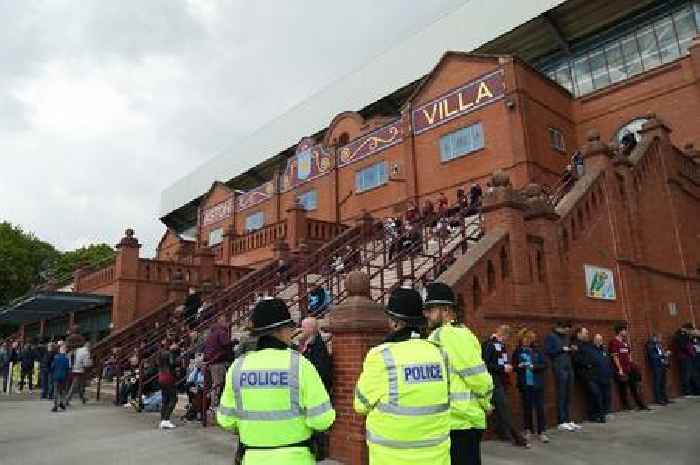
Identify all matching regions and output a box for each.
[540,3,699,96]
[439,123,484,162]
[613,117,649,144]
[297,190,318,211]
[245,212,264,232]
[208,228,223,246]
[355,162,388,193]
[549,128,566,152]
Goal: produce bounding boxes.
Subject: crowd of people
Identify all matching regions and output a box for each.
[0,326,94,412]
[481,320,700,449]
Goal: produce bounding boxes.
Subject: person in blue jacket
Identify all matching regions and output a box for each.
[544,321,581,432]
[50,344,71,412]
[646,333,672,405]
[512,329,549,443]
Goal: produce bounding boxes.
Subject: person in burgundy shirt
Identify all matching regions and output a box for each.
[608,323,648,410]
[203,314,232,409]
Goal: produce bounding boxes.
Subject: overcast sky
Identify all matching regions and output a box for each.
[0,0,468,256]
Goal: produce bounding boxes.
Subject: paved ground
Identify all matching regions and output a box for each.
[1,392,698,465]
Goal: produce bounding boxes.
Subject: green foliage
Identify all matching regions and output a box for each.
[0,221,58,306]
[0,221,116,307]
[49,244,116,282]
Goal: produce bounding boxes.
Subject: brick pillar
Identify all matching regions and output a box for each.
[112,229,141,330]
[481,170,530,309]
[522,187,564,312]
[168,270,189,305]
[222,224,235,265]
[194,245,217,292]
[285,201,308,250]
[327,271,386,465]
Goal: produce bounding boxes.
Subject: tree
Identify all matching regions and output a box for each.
[0,222,58,306]
[48,244,116,282]
[0,221,116,307]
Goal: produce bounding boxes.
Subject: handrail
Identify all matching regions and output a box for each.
[231,220,287,256]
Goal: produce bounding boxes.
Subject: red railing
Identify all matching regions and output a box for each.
[307,219,348,242]
[76,264,115,292]
[231,220,287,256]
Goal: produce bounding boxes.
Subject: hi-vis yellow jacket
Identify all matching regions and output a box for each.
[429,322,493,430]
[354,334,451,465]
[217,348,335,465]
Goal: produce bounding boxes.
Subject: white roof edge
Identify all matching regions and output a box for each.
[160,0,566,218]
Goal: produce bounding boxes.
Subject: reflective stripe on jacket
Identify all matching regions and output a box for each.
[429,323,493,430]
[216,348,335,465]
[354,337,451,465]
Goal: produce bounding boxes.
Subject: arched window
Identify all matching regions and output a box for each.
[562,227,569,252]
[338,132,350,146]
[473,276,482,309]
[612,117,649,145]
[500,246,510,279]
[487,260,496,293]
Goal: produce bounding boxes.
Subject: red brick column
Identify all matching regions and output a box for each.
[327,271,386,465]
[285,202,308,250]
[112,229,141,330]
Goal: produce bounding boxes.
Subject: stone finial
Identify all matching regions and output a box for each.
[487,169,512,189]
[684,142,700,160]
[116,228,140,248]
[586,128,601,143]
[640,113,671,135]
[345,270,370,298]
[581,127,612,160]
[522,183,558,220]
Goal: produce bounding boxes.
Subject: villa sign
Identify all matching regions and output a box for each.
[412,69,505,135]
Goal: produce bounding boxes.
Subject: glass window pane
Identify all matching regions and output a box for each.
[605,42,627,83]
[589,49,610,89]
[440,135,453,161]
[622,35,643,76]
[472,123,484,150]
[655,16,680,63]
[573,56,594,95]
[637,25,661,70]
[555,64,574,94]
[208,228,223,246]
[674,8,697,54]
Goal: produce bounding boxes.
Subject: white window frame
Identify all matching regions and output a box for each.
[297,190,318,211]
[439,122,485,163]
[355,161,388,193]
[245,211,264,232]
[208,228,223,246]
[548,128,566,152]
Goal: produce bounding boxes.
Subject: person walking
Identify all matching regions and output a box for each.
[592,334,614,418]
[423,282,494,465]
[513,329,549,443]
[609,323,649,411]
[544,321,581,432]
[217,298,335,465]
[646,334,672,405]
[158,339,179,430]
[355,287,451,465]
[41,343,56,399]
[18,342,35,393]
[483,325,530,448]
[50,345,70,412]
[0,342,10,394]
[573,327,605,423]
[66,341,92,406]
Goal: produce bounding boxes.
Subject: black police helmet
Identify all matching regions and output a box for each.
[251,298,295,335]
[423,282,457,308]
[386,287,424,323]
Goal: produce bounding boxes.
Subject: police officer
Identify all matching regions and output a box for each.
[217,298,335,465]
[354,287,451,465]
[422,282,493,465]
